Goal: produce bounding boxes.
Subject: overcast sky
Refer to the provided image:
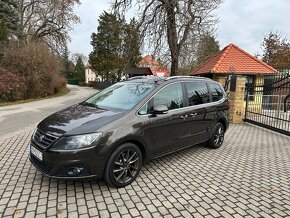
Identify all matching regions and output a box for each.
[68,0,290,62]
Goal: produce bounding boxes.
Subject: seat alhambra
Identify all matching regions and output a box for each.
[29,76,229,187]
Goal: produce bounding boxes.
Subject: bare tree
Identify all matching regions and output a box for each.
[112,0,222,75]
[261,31,290,70]
[18,0,80,53]
[71,53,88,65]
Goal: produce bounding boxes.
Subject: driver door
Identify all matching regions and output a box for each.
[141,82,189,156]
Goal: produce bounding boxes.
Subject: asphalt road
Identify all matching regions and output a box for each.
[0,85,97,137]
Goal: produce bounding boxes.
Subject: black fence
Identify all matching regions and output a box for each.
[244,74,290,136]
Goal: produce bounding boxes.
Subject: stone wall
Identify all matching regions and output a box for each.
[229,76,246,123]
[213,74,246,123]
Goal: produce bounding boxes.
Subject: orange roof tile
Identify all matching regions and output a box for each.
[192,43,277,75]
[85,64,92,69]
[138,55,170,76]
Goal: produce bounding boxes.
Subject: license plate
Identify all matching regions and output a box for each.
[30,145,43,161]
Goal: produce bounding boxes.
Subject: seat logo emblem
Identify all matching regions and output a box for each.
[39,135,44,142]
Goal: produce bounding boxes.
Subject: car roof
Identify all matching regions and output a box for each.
[125,76,213,84]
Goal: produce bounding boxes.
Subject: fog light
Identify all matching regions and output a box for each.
[67,167,83,176]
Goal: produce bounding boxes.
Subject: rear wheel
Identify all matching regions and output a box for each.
[207,123,225,149]
[104,143,142,188]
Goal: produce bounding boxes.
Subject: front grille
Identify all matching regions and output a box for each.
[30,155,53,174]
[33,129,58,149]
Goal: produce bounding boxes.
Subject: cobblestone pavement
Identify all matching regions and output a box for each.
[0,124,290,218]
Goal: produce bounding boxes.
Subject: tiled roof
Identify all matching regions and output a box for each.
[85,64,92,69]
[126,67,153,75]
[139,55,160,66]
[138,55,170,76]
[192,43,277,75]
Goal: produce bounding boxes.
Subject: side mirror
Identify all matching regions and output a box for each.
[153,105,169,114]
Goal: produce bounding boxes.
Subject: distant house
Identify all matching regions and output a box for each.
[192,43,277,123]
[125,67,153,77]
[85,64,98,83]
[192,43,277,83]
[84,55,169,84]
[84,64,127,83]
[138,55,170,77]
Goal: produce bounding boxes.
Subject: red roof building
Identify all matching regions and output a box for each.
[191,43,278,124]
[192,43,277,75]
[138,55,170,76]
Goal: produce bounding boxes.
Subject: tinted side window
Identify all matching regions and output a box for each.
[208,83,224,102]
[152,83,183,110]
[185,82,210,106]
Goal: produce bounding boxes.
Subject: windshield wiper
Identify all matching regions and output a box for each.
[81,102,98,108]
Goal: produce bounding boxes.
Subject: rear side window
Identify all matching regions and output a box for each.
[208,83,224,102]
[184,82,210,106]
[152,83,183,110]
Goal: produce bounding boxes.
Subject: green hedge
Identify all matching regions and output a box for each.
[67,79,80,85]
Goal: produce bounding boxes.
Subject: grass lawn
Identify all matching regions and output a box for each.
[0,87,70,107]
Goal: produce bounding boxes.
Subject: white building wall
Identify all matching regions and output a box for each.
[85,68,98,84]
[85,67,129,83]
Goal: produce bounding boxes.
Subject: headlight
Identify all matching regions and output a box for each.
[51,133,102,151]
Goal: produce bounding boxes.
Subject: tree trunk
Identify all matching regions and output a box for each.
[165,1,179,76]
[171,56,179,76]
[18,0,25,40]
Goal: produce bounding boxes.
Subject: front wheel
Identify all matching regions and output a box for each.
[104,143,142,188]
[207,123,225,149]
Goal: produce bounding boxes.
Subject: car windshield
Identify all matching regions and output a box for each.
[84,82,156,110]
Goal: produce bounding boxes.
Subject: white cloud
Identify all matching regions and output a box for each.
[216,0,290,56]
[68,0,290,62]
[68,0,110,61]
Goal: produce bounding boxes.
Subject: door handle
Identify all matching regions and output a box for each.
[180,115,188,119]
[189,113,197,117]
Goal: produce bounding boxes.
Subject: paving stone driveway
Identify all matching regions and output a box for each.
[0,124,290,218]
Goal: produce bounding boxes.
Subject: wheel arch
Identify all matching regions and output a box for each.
[217,118,228,132]
[125,139,148,163]
[106,137,151,165]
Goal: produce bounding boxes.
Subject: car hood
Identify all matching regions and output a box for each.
[37,104,124,136]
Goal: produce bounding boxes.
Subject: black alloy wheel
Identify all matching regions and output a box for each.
[207,123,225,149]
[104,143,142,188]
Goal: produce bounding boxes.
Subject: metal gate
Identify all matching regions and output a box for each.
[244,74,290,136]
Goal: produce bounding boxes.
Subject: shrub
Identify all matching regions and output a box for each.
[53,74,67,93]
[1,42,67,99]
[0,68,26,102]
[67,79,80,85]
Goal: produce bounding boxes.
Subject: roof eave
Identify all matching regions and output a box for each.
[192,71,278,76]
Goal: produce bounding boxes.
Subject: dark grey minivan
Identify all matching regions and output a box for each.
[30,76,229,187]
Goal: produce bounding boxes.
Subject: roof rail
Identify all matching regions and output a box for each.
[165,76,211,81]
[127,75,163,81]
[127,76,148,81]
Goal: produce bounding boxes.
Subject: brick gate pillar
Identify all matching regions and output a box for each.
[228,76,246,123]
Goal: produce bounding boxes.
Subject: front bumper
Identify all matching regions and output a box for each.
[29,142,104,179]
[29,156,96,179]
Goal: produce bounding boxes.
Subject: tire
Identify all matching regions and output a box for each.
[104,143,142,188]
[207,123,225,149]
